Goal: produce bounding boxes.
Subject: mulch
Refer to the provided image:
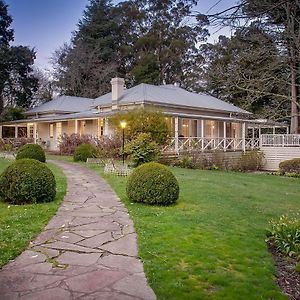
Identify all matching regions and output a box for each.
[268,242,300,300]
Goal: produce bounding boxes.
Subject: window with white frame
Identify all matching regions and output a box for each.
[49,124,54,138]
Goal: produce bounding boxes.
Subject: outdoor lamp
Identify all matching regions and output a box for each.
[120,121,127,129]
[120,121,127,165]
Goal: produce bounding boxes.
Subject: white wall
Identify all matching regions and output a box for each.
[262,147,300,170]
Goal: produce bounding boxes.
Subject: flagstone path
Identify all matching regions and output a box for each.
[0,160,156,300]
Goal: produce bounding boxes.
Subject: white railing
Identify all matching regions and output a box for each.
[163,137,260,153]
[261,134,300,147]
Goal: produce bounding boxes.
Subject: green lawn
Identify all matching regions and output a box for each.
[86,164,299,300]
[0,158,67,268]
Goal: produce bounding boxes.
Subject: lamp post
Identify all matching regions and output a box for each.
[120,121,126,165]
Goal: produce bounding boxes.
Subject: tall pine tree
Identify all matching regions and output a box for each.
[52,0,120,97]
[0,0,38,115]
[52,0,208,95]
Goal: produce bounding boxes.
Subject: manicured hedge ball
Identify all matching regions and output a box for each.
[126,162,179,205]
[16,143,46,163]
[73,143,97,162]
[0,159,56,204]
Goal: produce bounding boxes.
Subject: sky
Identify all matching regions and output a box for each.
[5,0,237,71]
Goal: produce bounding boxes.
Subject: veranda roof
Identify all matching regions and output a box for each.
[26,96,94,115]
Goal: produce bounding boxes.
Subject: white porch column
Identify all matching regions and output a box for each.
[201,119,204,152]
[242,122,246,152]
[273,127,276,134]
[104,118,109,136]
[286,126,289,134]
[33,123,37,144]
[174,117,179,153]
[258,126,262,148]
[15,126,18,138]
[0,125,2,138]
[74,119,78,134]
[223,121,226,151]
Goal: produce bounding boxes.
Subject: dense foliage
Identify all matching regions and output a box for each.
[236,150,264,172]
[52,0,208,96]
[126,162,179,205]
[59,133,95,155]
[0,0,38,115]
[201,24,289,120]
[125,133,160,167]
[203,0,300,131]
[73,143,97,162]
[109,109,170,145]
[96,135,122,161]
[266,215,300,258]
[279,158,300,176]
[0,159,56,204]
[16,144,46,162]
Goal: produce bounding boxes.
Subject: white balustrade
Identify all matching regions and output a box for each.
[162,137,260,153]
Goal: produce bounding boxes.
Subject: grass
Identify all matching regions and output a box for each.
[0,158,67,268]
[85,164,300,300]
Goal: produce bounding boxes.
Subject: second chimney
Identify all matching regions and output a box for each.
[111,77,125,110]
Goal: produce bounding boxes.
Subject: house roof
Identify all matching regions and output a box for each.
[94,83,251,115]
[26,96,94,115]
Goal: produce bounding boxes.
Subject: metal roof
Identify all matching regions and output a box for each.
[1,110,113,125]
[26,96,94,114]
[94,83,251,114]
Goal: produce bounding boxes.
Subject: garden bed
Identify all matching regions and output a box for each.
[268,242,300,300]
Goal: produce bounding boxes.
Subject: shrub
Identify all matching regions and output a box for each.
[126,162,179,205]
[59,133,96,155]
[125,133,160,167]
[0,159,56,204]
[73,143,97,162]
[16,143,46,162]
[266,215,300,258]
[109,109,171,145]
[97,136,122,162]
[279,158,300,176]
[175,155,195,169]
[235,150,264,171]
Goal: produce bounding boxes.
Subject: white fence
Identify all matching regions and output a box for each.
[163,137,260,153]
[261,134,300,147]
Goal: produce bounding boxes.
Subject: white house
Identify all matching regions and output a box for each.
[0,77,287,153]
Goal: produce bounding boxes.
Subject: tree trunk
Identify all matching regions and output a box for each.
[290,62,299,133]
[0,93,3,115]
[286,1,299,133]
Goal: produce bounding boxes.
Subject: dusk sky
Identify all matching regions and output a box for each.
[5,0,236,70]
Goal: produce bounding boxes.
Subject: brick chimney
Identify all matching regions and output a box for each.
[111,77,125,110]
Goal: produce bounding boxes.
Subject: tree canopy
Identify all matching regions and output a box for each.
[0,0,38,117]
[52,0,208,96]
[202,0,300,131]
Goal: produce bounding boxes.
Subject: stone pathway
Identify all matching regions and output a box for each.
[0,160,156,300]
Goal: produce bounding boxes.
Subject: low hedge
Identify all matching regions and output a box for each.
[126,162,179,205]
[73,143,97,162]
[16,144,46,162]
[279,158,300,176]
[0,159,56,204]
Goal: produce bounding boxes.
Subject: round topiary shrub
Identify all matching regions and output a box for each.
[16,143,46,162]
[0,159,56,204]
[73,143,97,162]
[126,162,179,205]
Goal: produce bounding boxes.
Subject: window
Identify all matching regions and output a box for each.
[98,119,104,136]
[56,122,62,138]
[49,124,54,138]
